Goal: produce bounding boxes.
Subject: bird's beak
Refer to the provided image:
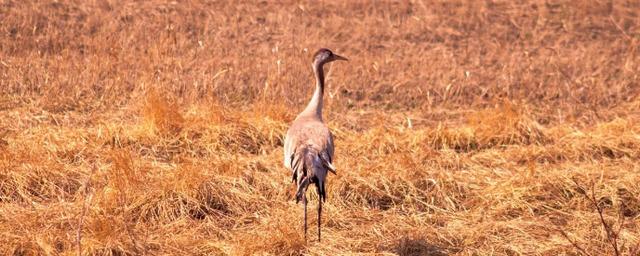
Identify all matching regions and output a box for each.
[332,54,348,61]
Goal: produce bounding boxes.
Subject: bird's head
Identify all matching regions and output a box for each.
[312,48,348,67]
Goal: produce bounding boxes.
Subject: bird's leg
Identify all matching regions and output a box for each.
[303,194,308,242]
[318,197,322,242]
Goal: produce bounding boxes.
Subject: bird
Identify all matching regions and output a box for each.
[283,48,347,242]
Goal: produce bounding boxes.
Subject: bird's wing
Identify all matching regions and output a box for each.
[321,132,336,174]
[283,129,295,170]
[284,122,307,183]
[327,131,334,162]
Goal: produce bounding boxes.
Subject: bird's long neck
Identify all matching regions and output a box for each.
[301,62,325,119]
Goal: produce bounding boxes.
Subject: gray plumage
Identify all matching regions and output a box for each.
[283,48,347,242]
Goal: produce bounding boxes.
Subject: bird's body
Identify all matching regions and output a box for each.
[283,48,346,242]
[284,115,334,200]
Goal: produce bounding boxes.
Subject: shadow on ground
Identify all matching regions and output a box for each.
[385,237,449,256]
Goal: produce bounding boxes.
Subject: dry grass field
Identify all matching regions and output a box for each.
[1,0,640,255]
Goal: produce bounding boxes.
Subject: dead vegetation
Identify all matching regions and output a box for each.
[0,0,639,255]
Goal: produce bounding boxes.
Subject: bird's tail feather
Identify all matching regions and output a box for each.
[320,152,336,175]
[293,147,331,203]
[295,176,309,203]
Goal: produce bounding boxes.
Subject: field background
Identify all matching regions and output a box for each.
[1,0,639,255]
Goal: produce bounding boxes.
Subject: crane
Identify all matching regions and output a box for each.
[283,48,347,242]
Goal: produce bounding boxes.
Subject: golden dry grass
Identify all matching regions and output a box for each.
[1,0,640,255]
